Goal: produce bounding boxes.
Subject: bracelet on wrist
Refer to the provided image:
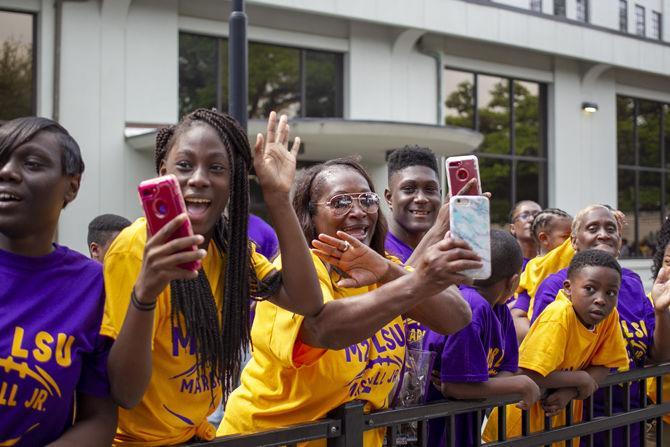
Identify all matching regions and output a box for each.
[131,288,157,311]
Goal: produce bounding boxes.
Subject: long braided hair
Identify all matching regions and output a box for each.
[652,217,670,280]
[154,108,281,403]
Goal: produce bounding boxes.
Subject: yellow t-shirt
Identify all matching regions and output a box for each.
[218,252,407,447]
[101,218,275,446]
[483,293,629,446]
[521,239,575,320]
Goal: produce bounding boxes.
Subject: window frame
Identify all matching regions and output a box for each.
[575,0,589,23]
[0,9,37,124]
[178,31,344,119]
[635,4,646,37]
[553,0,566,17]
[529,0,542,13]
[617,95,668,258]
[652,11,662,40]
[619,0,628,33]
[443,66,549,222]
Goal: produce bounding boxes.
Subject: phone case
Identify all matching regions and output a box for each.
[449,195,491,280]
[446,155,481,196]
[138,174,201,271]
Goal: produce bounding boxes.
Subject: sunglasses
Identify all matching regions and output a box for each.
[312,192,380,216]
[513,211,540,222]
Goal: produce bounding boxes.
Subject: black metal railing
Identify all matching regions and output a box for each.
[189,363,670,447]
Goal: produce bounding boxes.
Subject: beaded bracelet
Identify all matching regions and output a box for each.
[131,288,157,311]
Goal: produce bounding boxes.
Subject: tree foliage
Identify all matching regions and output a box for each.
[0,39,33,121]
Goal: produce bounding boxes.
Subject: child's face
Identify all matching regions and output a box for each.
[564,266,620,328]
[541,218,572,252]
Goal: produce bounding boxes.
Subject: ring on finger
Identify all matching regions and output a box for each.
[341,241,351,252]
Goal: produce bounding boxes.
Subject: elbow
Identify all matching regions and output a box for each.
[110,386,143,410]
[442,300,472,335]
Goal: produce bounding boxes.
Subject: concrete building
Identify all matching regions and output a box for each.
[1,0,669,282]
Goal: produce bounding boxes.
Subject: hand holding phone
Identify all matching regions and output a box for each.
[446,155,482,196]
[449,195,491,280]
[138,175,202,272]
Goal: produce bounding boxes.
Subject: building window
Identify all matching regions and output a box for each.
[444,68,547,226]
[617,96,670,258]
[530,0,542,12]
[635,5,646,36]
[554,0,566,17]
[620,0,628,32]
[576,0,589,22]
[652,11,662,40]
[178,32,343,120]
[0,10,35,122]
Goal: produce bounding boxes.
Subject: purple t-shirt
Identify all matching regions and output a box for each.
[423,285,519,447]
[248,214,279,260]
[0,245,110,446]
[529,267,656,447]
[384,231,413,264]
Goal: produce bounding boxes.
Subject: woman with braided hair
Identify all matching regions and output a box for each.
[102,109,324,445]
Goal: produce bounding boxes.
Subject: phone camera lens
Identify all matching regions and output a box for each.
[456,168,469,180]
[154,200,168,218]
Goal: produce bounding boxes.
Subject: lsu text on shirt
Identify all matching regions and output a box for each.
[219,252,407,447]
[0,245,110,446]
[101,218,275,446]
[483,293,629,447]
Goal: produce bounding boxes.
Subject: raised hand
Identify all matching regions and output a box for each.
[135,214,207,303]
[652,266,670,313]
[312,231,390,288]
[253,111,301,197]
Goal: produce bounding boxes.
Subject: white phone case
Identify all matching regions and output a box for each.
[449,195,491,280]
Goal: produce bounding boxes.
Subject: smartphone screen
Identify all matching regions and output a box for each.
[449,196,491,280]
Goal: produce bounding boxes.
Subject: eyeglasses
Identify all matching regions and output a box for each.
[513,211,540,222]
[312,192,380,216]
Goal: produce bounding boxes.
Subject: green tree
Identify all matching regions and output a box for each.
[0,39,33,121]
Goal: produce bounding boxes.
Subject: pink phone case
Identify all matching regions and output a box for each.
[446,156,482,196]
[138,174,201,271]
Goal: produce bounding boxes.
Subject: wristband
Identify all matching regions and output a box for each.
[131,288,157,311]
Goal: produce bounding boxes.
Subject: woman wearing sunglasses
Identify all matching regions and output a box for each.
[218,157,478,446]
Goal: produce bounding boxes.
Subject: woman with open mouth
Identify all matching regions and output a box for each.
[102,109,325,445]
[528,204,670,447]
[219,157,479,446]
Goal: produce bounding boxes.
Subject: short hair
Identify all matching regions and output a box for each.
[508,200,540,223]
[571,204,626,238]
[567,249,622,280]
[387,145,438,181]
[0,116,84,176]
[474,229,524,287]
[531,208,572,243]
[87,214,131,246]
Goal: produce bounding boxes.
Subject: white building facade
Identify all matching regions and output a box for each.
[1,0,669,281]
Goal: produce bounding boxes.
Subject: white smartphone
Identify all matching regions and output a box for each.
[449,195,491,280]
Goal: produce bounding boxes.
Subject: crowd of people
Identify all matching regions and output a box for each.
[2,109,670,447]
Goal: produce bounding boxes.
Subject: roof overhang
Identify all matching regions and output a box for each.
[125,118,483,162]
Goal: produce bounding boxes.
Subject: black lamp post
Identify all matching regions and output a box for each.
[228,0,248,131]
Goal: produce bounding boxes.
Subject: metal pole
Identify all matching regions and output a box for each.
[228,0,248,131]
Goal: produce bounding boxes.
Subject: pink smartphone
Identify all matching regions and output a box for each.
[446,155,482,196]
[138,174,201,271]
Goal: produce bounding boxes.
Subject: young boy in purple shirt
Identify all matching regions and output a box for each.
[423,230,540,447]
[384,146,442,347]
[0,117,115,445]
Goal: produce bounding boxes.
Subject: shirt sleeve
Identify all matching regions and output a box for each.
[77,333,113,397]
[265,253,333,368]
[530,274,563,324]
[498,306,520,374]
[590,309,631,371]
[251,246,278,281]
[100,242,162,344]
[512,291,531,313]
[439,310,489,383]
[519,318,568,377]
